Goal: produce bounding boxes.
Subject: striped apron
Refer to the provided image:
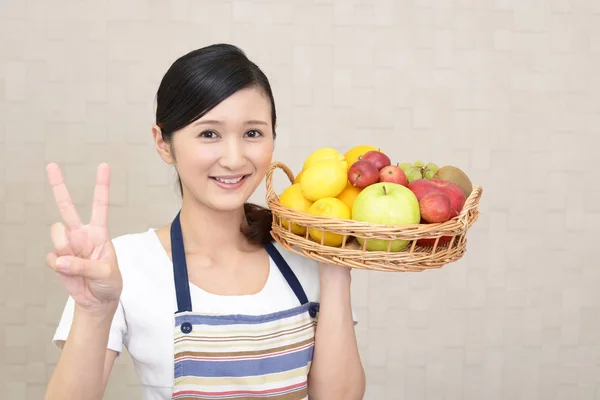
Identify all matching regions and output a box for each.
[169,212,320,400]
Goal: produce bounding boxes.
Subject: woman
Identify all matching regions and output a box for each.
[45,43,366,400]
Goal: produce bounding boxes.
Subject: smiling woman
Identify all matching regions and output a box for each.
[44,44,365,400]
[153,85,276,245]
[152,47,277,245]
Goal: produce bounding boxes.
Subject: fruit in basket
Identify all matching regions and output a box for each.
[419,192,452,223]
[433,165,473,198]
[423,162,439,179]
[398,162,412,171]
[344,145,379,170]
[361,150,391,171]
[294,169,304,184]
[337,181,362,211]
[403,166,423,183]
[379,165,408,186]
[308,198,351,247]
[398,161,439,181]
[300,159,348,201]
[302,148,346,170]
[417,234,453,247]
[348,160,379,189]
[279,184,313,235]
[408,179,466,217]
[351,182,421,252]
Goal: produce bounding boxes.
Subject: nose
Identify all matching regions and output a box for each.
[218,136,247,171]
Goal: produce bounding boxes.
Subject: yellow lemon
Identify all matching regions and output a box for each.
[344,145,380,170]
[302,148,345,170]
[294,169,304,184]
[336,181,362,211]
[308,198,351,247]
[300,159,348,201]
[278,184,313,235]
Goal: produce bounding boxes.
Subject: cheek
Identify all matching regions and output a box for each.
[252,143,274,169]
[177,144,217,168]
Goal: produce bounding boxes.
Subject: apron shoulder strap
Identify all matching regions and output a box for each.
[171,213,310,312]
[265,242,309,305]
[171,212,193,313]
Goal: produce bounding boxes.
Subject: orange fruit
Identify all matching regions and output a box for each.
[336,181,362,211]
[344,145,380,171]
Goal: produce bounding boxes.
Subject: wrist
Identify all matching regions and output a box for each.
[319,262,351,282]
[74,301,118,326]
[318,263,352,301]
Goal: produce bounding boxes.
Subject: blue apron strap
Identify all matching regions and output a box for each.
[265,242,309,305]
[170,211,193,313]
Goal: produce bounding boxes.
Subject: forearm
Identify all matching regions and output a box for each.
[45,305,116,400]
[308,265,366,399]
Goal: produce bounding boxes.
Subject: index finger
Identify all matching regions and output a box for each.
[46,163,83,228]
[90,163,111,228]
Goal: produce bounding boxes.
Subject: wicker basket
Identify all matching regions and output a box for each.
[265,161,483,272]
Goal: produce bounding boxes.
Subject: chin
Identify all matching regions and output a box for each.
[208,198,248,213]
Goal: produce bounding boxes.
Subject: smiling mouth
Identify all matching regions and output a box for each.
[210,175,250,184]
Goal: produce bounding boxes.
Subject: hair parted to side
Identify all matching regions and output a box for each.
[155,43,276,246]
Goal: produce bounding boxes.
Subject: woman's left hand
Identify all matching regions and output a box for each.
[318,262,351,283]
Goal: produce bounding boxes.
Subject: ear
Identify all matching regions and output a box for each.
[152,125,175,165]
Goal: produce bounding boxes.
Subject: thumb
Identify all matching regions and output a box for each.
[51,254,112,281]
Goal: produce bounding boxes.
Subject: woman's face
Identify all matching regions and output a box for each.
[154,87,275,212]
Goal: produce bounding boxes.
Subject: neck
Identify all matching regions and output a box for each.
[177,198,249,255]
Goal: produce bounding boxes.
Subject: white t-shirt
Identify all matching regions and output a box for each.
[52,229,348,400]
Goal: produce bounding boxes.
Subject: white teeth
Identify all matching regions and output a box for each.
[215,177,243,184]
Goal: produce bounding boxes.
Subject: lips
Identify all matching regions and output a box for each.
[209,174,250,187]
[213,176,244,184]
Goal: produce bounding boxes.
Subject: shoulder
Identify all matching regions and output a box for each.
[111,228,157,250]
[270,241,321,303]
[110,229,161,262]
[109,228,169,283]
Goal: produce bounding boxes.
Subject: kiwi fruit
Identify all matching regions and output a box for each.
[433,166,473,198]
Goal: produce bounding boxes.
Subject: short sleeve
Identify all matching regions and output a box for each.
[52,296,128,355]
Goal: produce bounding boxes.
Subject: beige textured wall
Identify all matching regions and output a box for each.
[1,0,598,399]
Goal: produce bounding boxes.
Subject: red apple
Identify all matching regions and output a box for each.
[360,150,391,170]
[348,160,379,189]
[408,179,466,216]
[379,165,408,186]
[417,236,453,247]
[417,217,453,246]
[419,192,452,223]
[417,218,452,246]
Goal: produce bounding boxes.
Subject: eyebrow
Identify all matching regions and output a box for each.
[193,119,269,126]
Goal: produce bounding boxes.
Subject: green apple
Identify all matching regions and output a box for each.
[351,182,421,252]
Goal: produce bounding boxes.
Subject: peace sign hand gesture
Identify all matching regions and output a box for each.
[46,163,123,318]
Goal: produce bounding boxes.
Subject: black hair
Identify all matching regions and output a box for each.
[155,43,275,245]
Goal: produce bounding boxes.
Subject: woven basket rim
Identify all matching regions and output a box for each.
[265,161,482,233]
[263,160,483,271]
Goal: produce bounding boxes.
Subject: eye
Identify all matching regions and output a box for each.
[245,129,263,138]
[198,130,218,139]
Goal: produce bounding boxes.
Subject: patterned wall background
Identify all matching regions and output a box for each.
[1,0,598,398]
